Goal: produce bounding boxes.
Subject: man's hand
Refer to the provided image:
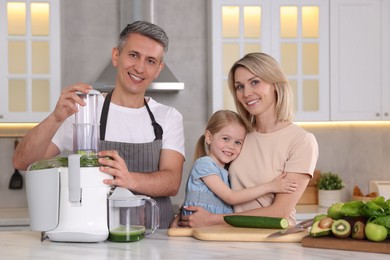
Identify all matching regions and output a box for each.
[98,150,130,188]
[53,83,92,123]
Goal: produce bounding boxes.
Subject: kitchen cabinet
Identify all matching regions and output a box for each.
[0,0,60,122]
[330,0,390,121]
[208,0,330,121]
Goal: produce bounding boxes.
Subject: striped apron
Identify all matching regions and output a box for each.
[99,91,174,228]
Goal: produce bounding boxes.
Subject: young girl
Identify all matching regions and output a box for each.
[182,110,297,215]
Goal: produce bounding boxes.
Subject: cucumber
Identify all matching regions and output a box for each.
[224,215,289,229]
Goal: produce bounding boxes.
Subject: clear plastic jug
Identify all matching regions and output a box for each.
[108,187,159,242]
[73,89,100,156]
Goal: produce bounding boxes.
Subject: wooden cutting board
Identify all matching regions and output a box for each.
[301,236,390,254]
[167,225,308,242]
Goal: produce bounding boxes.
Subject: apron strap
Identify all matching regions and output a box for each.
[99,91,112,141]
[99,90,163,141]
[144,99,163,141]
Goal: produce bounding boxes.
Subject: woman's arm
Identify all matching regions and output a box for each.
[179,172,310,227]
[201,172,297,206]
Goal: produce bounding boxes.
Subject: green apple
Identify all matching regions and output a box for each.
[327,202,344,220]
[365,222,387,242]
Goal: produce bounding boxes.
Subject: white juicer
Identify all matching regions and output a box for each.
[26,90,113,242]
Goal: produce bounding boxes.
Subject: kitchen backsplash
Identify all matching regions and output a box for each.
[0,138,28,208]
[0,124,389,209]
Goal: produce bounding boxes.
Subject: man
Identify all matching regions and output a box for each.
[13,21,185,228]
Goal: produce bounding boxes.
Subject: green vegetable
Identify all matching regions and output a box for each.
[326,196,390,241]
[224,215,289,229]
[339,200,365,217]
[29,155,104,170]
[309,220,332,237]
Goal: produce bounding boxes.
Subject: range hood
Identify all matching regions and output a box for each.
[92,0,184,93]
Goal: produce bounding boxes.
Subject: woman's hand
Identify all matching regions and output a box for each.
[178,206,223,227]
[98,150,130,188]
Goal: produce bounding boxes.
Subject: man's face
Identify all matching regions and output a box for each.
[112,33,165,95]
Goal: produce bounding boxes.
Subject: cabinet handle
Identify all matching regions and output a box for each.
[385,113,389,117]
[0,114,3,119]
[376,113,380,117]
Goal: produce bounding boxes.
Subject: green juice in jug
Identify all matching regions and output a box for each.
[109,225,146,242]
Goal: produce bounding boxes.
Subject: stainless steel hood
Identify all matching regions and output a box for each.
[92,0,184,93]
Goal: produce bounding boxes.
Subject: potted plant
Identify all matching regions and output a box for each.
[317,172,344,208]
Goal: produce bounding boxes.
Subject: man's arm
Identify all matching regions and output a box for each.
[13,83,93,170]
[13,114,62,170]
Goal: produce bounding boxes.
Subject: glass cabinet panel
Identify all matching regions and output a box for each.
[244,6,261,38]
[32,79,50,112]
[222,43,240,76]
[8,41,26,74]
[302,6,319,38]
[244,43,261,54]
[7,2,26,35]
[280,6,297,38]
[31,2,50,36]
[222,6,239,38]
[302,43,318,75]
[9,79,27,112]
[281,43,297,75]
[303,80,319,111]
[31,3,50,36]
[32,41,49,74]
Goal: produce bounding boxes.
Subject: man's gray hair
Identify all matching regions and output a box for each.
[118,20,169,54]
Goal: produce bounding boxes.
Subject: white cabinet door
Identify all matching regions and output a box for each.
[0,0,60,123]
[209,0,330,122]
[330,0,384,120]
[381,0,390,118]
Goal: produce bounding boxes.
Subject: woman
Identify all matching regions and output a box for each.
[175,52,318,227]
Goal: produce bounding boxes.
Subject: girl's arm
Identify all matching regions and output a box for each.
[180,172,310,227]
[201,172,297,206]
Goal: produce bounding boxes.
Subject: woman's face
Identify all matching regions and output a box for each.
[233,66,276,118]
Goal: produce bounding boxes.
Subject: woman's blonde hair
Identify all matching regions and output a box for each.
[193,110,248,162]
[227,52,294,129]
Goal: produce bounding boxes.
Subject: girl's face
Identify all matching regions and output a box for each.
[205,122,246,168]
[233,66,277,118]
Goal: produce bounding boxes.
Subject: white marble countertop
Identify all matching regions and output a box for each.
[0,205,327,226]
[0,230,387,259]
